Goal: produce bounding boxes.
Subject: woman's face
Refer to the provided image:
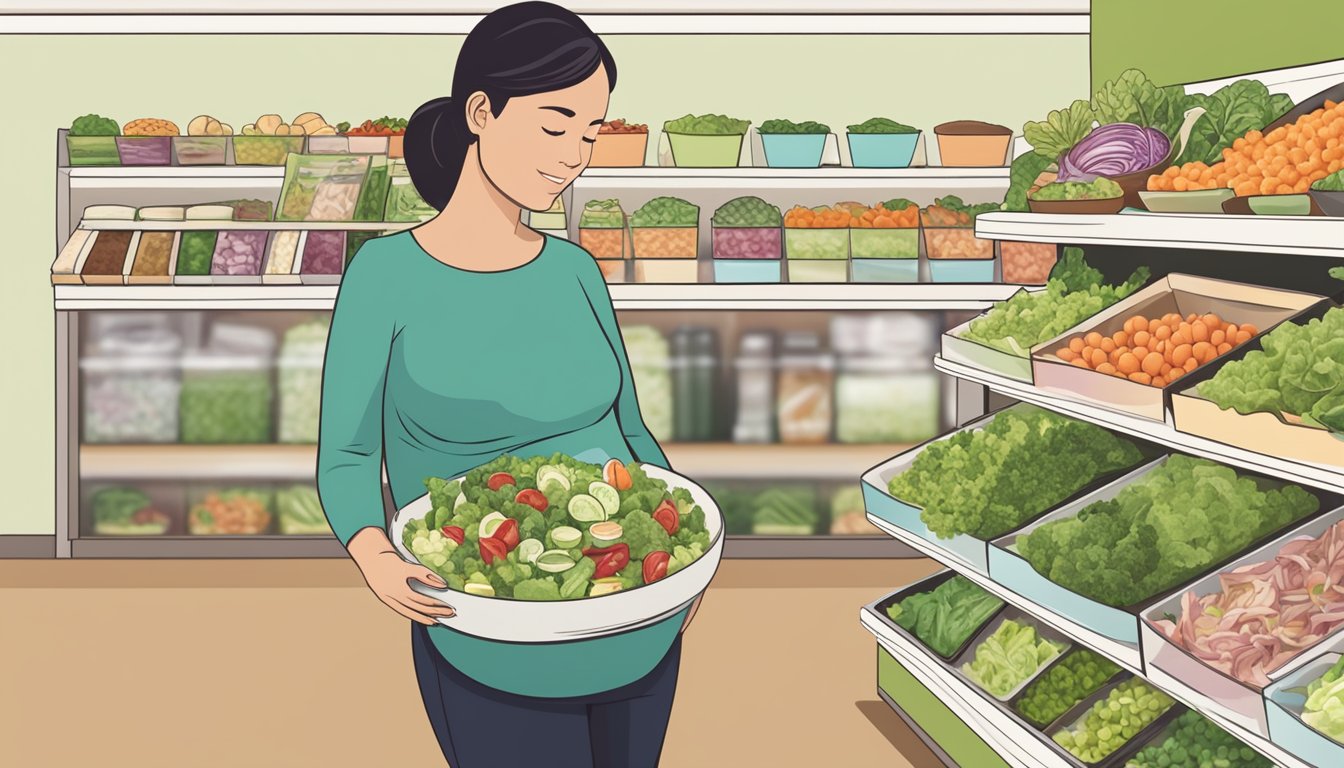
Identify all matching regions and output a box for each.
[471,64,610,212]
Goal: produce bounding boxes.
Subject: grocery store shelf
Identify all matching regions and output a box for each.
[864,514,1143,671]
[65,167,286,179]
[54,283,1026,311]
[862,608,1071,768]
[69,536,346,559]
[975,211,1344,259]
[79,442,913,481]
[933,356,1344,495]
[575,166,1012,192]
[10,9,1089,35]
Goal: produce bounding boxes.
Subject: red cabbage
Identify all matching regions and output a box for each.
[1057,123,1170,183]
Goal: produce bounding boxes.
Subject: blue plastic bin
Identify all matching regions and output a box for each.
[760,134,827,168]
[852,258,918,283]
[929,258,995,283]
[713,259,781,283]
[847,132,920,168]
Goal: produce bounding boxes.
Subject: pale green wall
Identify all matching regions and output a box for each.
[0,33,1087,535]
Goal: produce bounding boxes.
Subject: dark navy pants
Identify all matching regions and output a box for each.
[411,623,681,768]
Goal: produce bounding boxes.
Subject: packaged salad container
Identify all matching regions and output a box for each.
[784,205,851,262]
[757,120,831,168]
[389,460,724,643]
[713,260,781,283]
[630,197,699,259]
[298,230,347,285]
[845,119,921,168]
[172,117,233,166]
[664,114,750,168]
[1001,242,1058,285]
[850,200,921,261]
[922,197,997,282]
[277,318,328,444]
[188,485,275,535]
[116,136,173,166]
[88,485,177,536]
[209,231,270,285]
[590,120,648,167]
[77,230,137,285]
[81,323,183,444]
[179,325,276,444]
[384,160,438,223]
[578,199,627,259]
[66,132,120,167]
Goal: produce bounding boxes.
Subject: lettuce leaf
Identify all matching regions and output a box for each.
[1024,100,1095,161]
[1092,69,1186,142]
[1002,152,1054,212]
[1177,80,1295,165]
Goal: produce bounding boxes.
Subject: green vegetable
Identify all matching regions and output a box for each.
[1014,649,1121,728]
[887,575,1004,658]
[751,487,817,535]
[1127,710,1271,768]
[1018,455,1319,607]
[512,578,562,601]
[1303,655,1344,744]
[663,113,750,135]
[1002,152,1055,212]
[888,405,1144,539]
[1053,678,1175,763]
[180,369,272,443]
[1177,79,1295,166]
[1198,307,1344,434]
[711,196,782,227]
[335,121,352,134]
[630,196,699,228]
[1091,69,1187,146]
[176,231,218,276]
[560,556,597,599]
[70,113,120,136]
[276,485,332,535]
[962,249,1149,356]
[881,198,917,213]
[847,118,918,134]
[1051,246,1106,292]
[758,118,831,135]
[579,199,625,229]
[961,618,1066,699]
[621,510,673,558]
[1029,178,1124,201]
[1314,169,1344,192]
[934,194,1002,223]
[91,487,168,534]
[1024,99,1095,161]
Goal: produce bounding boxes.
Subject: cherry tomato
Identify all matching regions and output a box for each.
[514,488,548,512]
[491,518,520,550]
[584,543,630,578]
[440,525,465,546]
[643,550,671,584]
[652,499,679,536]
[479,536,508,565]
[487,472,516,491]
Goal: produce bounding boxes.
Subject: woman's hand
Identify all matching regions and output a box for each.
[348,527,457,626]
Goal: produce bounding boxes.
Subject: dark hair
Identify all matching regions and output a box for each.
[405,2,617,211]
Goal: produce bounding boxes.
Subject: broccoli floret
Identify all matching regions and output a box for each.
[621,510,672,559]
[70,113,119,136]
[513,578,562,601]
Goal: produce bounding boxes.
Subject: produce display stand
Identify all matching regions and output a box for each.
[860,59,1344,768]
[52,145,1022,560]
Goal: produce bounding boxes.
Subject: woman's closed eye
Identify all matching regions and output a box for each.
[544,127,598,144]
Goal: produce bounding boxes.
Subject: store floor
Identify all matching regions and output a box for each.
[1,557,944,767]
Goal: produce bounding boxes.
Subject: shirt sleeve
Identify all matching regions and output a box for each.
[573,251,672,472]
[317,253,397,546]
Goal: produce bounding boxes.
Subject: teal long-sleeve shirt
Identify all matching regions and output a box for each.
[316,230,685,698]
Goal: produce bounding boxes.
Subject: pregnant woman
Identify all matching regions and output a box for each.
[316,4,697,766]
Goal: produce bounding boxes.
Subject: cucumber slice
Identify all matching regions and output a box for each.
[454,491,467,511]
[464,582,495,597]
[590,581,623,597]
[536,466,571,492]
[478,512,506,539]
[550,525,582,549]
[590,521,623,542]
[537,550,577,573]
[517,538,544,564]
[568,494,606,523]
[588,481,620,518]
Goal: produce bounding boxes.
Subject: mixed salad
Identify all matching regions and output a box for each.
[402,454,715,601]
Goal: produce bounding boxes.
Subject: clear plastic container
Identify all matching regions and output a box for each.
[579,227,626,259]
[785,227,849,260]
[835,358,939,444]
[712,226,781,260]
[623,325,674,443]
[187,485,274,535]
[277,318,329,444]
[179,324,276,444]
[733,332,775,443]
[81,322,183,443]
[1001,241,1058,285]
[775,332,834,445]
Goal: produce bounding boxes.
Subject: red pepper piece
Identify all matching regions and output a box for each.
[514,488,548,512]
[491,518,520,550]
[652,499,679,536]
[479,536,508,565]
[643,550,671,584]
[440,525,465,546]
[487,472,516,491]
[593,553,621,580]
[584,543,630,578]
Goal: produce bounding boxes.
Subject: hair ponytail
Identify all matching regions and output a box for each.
[405,96,473,212]
[403,2,616,212]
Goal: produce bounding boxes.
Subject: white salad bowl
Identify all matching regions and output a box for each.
[389,464,725,644]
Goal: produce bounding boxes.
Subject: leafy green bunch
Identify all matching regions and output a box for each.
[711,196,782,227]
[1198,307,1344,433]
[847,117,918,134]
[71,113,119,136]
[630,196,699,228]
[758,118,831,135]
[664,113,750,135]
[1017,455,1319,607]
[888,404,1145,539]
[886,575,1004,658]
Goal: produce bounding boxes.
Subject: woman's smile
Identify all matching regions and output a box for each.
[538,170,567,185]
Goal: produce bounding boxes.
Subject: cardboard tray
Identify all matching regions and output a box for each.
[1266,646,1344,767]
[1041,676,1185,768]
[950,606,1074,704]
[862,403,1159,575]
[868,569,1007,663]
[940,287,1036,383]
[1140,503,1344,737]
[1171,301,1344,473]
[1031,274,1328,422]
[989,454,1337,648]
